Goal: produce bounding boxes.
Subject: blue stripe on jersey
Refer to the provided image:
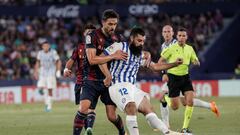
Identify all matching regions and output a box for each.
[110,60,116,83]
[111,43,125,84]
[128,55,136,83]
[103,50,109,55]
[123,44,132,82]
[161,39,177,51]
[132,53,142,84]
[117,42,126,83]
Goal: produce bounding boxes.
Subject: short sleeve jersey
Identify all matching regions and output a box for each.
[83,28,124,81]
[161,43,198,76]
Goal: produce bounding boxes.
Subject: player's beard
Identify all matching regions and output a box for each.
[129,43,143,57]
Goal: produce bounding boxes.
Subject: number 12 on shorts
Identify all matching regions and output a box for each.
[119,88,128,96]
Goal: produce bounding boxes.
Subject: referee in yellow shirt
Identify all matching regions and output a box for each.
[160,27,200,133]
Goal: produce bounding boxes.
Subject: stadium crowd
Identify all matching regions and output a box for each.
[0,0,236,6]
[0,10,223,80]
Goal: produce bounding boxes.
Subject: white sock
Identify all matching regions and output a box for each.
[126,115,139,135]
[145,112,169,134]
[44,91,48,105]
[193,98,210,109]
[160,104,170,128]
[46,96,52,109]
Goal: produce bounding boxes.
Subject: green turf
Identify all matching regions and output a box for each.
[0,97,239,135]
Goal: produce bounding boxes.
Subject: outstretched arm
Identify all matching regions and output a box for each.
[149,57,183,71]
[86,48,128,65]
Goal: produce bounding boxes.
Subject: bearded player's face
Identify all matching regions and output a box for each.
[132,34,145,47]
[102,18,118,35]
[129,34,145,56]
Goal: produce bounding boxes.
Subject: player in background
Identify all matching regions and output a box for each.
[72,9,128,135]
[100,27,185,135]
[64,24,96,135]
[158,25,220,128]
[34,38,61,112]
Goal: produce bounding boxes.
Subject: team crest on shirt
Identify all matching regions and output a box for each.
[122,98,126,104]
[106,46,114,53]
[86,35,91,44]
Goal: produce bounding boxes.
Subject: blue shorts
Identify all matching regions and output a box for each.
[80,80,116,109]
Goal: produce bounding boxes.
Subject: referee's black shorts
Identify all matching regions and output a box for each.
[167,73,194,98]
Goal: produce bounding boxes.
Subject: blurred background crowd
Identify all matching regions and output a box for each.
[0,0,239,81]
[0,0,236,6]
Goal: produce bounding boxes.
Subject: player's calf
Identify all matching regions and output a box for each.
[106,105,126,135]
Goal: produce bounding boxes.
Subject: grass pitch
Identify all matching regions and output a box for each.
[0,97,239,135]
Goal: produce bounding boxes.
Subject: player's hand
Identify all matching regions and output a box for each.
[104,75,112,87]
[175,58,183,65]
[192,60,200,66]
[143,51,151,67]
[63,68,72,77]
[56,70,61,78]
[112,50,128,61]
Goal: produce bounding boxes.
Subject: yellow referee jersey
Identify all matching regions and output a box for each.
[161,43,198,76]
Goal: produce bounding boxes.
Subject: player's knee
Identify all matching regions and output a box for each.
[125,102,137,115]
[171,105,179,110]
[180,98,187,106]
[78,106,88,113]
[138,104,154,116]
[78,100,91,113]
[186,100,193,106]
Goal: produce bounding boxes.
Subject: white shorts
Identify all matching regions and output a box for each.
[109,82,149,112]
[37,76,56,89]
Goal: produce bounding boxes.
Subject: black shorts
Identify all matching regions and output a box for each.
[74,83,97,109]
[74,83,82,105]
[80,80,116,109]
[167,73,194,98]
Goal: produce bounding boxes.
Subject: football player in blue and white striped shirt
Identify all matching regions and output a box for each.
[34,39,61,112]
[100,27,183,135]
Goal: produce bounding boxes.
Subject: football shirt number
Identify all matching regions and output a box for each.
[119,88,128,96]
